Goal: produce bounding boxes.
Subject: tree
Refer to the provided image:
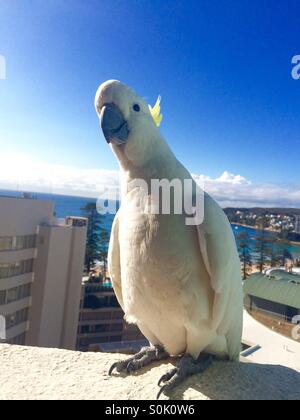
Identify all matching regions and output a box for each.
[99,229,110,275]
[276,236,293,267]
[269,236,281,267]
[81,202,108,273]
[237,231,252,279]
[253,216,272,272]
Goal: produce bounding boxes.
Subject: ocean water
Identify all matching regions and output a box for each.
[231,223,300,259]
[1,189,300,259]
[0,189,115,233]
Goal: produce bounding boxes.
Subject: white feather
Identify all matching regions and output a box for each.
[98,81,243,361]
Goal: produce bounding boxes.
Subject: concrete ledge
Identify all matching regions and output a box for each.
[0,344,300,400]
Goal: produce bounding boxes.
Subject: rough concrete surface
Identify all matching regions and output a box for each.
[0,344,300,400]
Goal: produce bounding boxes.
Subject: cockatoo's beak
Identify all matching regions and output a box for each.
[100,103,129,145]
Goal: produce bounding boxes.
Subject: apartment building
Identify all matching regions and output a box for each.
[77,280,146,352]
[295,215,300,235]
[0,195,87,350]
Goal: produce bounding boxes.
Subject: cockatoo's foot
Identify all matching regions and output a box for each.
[157,353,213,399]
[108,345,169,376]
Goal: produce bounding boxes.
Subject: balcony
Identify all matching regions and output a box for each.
[84,283,114,294]
[0,344,299,400]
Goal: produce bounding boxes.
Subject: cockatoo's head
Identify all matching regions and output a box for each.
[95,80,163,168]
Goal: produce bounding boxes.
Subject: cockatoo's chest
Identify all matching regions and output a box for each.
[117,192,207,320]
[119,189,197,256]
[119,200,196,277]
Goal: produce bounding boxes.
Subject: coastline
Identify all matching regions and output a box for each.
[231,222,300,247]
[232,222,279,232]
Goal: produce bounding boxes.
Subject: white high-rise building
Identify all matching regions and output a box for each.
[295,215,300,235]
[0,195,87,349]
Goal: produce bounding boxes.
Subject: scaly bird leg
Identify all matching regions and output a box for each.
[157,353,213,399]
[108,345,169,376]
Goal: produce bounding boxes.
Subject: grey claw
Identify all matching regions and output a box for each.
[126,361,134,373]
[158,368,177,386]
[156,385,165,400]
[108,362,119,376]
[158,376,165,387]
[157,385,167,400]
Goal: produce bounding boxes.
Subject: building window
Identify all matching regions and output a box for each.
[111,311,124,320]
[110,335,122,342]
[0,237,13,251]
[6,287,19,304]
[0,235,37,252]
[6,308,29,330]
[67,218,87,227]
[0,283,31,306]
[7,332,26,345]
[80,311,124,322]
[110,323,123,332]
[0,259,34,279]
[0,290,5,305]
[94,324,109,333]
[80,324,105,334]
[80,325,90,334]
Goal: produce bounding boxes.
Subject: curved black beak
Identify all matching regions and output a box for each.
[100,103,129,145]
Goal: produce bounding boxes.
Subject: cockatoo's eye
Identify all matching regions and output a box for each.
[133,104,140,112]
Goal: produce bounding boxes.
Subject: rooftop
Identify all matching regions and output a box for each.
[244,272,300,309]
[0,343,300,400]
[242,310,300,371]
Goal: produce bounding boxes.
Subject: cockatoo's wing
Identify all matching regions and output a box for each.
[108,211,124,310]
[196,192,243,359]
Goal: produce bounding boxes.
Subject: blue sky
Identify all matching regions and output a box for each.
[0,0,300,205]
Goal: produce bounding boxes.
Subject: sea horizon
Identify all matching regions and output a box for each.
[1,187,300,211]
[1,188,300,258]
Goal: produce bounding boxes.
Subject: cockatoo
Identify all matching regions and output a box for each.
[95,80,243,399]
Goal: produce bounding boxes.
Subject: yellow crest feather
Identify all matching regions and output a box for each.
[148,96,163,127]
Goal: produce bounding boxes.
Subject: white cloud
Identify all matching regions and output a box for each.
[194,171,251,186]
[0,153,120,199]
[0,153,299,208]
[193,172,300,208]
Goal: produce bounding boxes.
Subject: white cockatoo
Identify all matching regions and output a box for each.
[95,80,243,398]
